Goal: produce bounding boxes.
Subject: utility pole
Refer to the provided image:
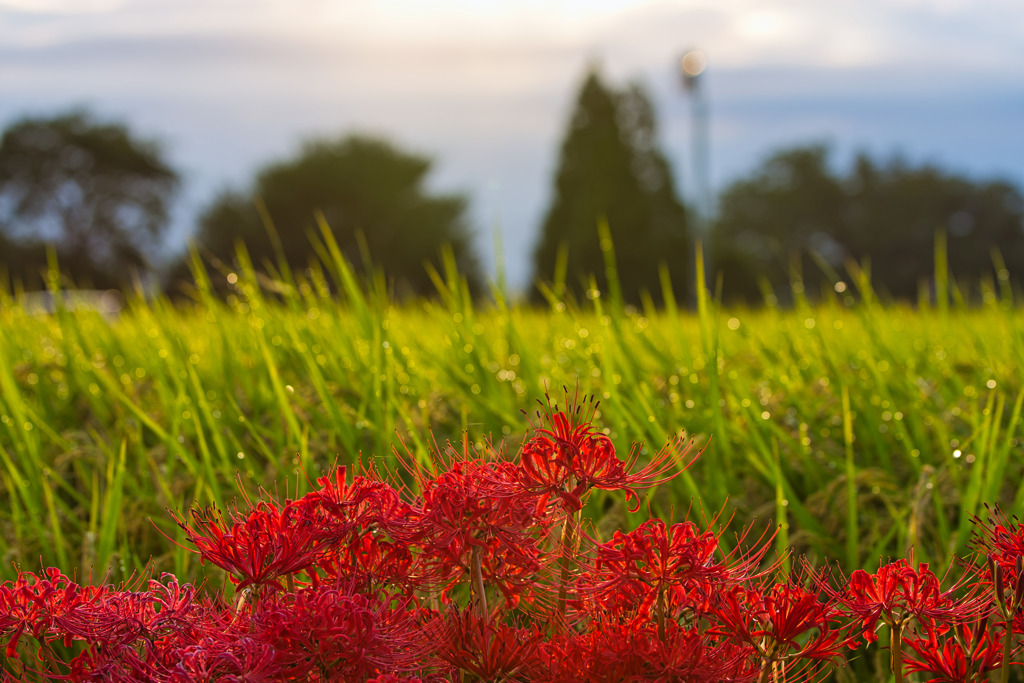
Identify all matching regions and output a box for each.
[680,49,711,238]
[679,49,712,296]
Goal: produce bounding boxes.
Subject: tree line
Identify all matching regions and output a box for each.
[2,69,1022,306]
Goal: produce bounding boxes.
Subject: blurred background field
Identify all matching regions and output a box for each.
[1,243,1022,588]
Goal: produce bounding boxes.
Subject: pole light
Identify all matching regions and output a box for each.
[679,49,712,295]
[679,50,711,230]
[680,50,707,92]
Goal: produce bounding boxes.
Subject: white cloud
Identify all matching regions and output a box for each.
[3,0,1022,72]
[0,0,127,11]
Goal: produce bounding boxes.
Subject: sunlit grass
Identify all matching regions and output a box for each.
[0,237,1022,589]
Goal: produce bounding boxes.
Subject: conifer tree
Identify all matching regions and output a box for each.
[532,67,691,305]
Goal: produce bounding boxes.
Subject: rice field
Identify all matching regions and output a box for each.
[1,240,1022,590]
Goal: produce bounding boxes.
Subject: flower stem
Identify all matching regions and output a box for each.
[999,621,1013,683]
[891,618,904,683]
[998,562,1022,683]
[471,544,489,621]
[471,543,492,675]
[756,641,777,683]
[555,511,579,629]
[657,584,667,641]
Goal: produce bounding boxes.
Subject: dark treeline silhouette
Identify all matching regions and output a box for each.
[173,134,482,299]
[711,144,1024,304]
[0,109,178,291]
[532,66,692,307]
[0,110,479,299]
[2,98,1023,307]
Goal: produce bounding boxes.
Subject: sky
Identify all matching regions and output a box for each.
[2,0,1023,292]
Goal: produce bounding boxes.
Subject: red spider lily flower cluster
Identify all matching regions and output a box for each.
[3,393,1024,682]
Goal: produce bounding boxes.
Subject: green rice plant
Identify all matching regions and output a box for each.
[0,233,1022,591]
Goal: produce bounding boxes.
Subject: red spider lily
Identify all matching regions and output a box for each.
[307,464,379,517]
[972,506,1024,646]
[55,574,198,648]
[168,497,328,593]
[713,579,846,669]
[23,392,1024,681]
[131,579,426,681]
[539,620,759,683]
[590,518,733,588]
[155,631,283,682]
[472,535,547,609]
[249,580,426,680]
[390,433,551,600]
[971,506,1024,572]
[66,643,156,683]
[417,458,547,596]
[0,568,104,659]
[904,619,1006,682]
[143,605,257,681]
[310,465,421,545]
[576,518,778,640]
[581,519,729,631]
[519,392,703,513]
[317,529,419,595]
[831,559,991,646]
[167,466,416,596]
[429,608,546,680]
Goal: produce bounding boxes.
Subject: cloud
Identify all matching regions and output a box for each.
[0,0,127,12]
[4,0,1022,78]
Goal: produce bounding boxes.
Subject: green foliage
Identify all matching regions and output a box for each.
[712,143,1024,304]
[0,109,179,289]
[1,245,1023,590]
[183,134,482,298]
[532,66,691,306]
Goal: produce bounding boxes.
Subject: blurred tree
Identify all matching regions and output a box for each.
[0,232,48,290]
[186,134,481,298]
[0,109,179,290]
[712,144,1024,303]
[710,145,845,302]
[532,67,691,306]
[841,155,1024,299]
